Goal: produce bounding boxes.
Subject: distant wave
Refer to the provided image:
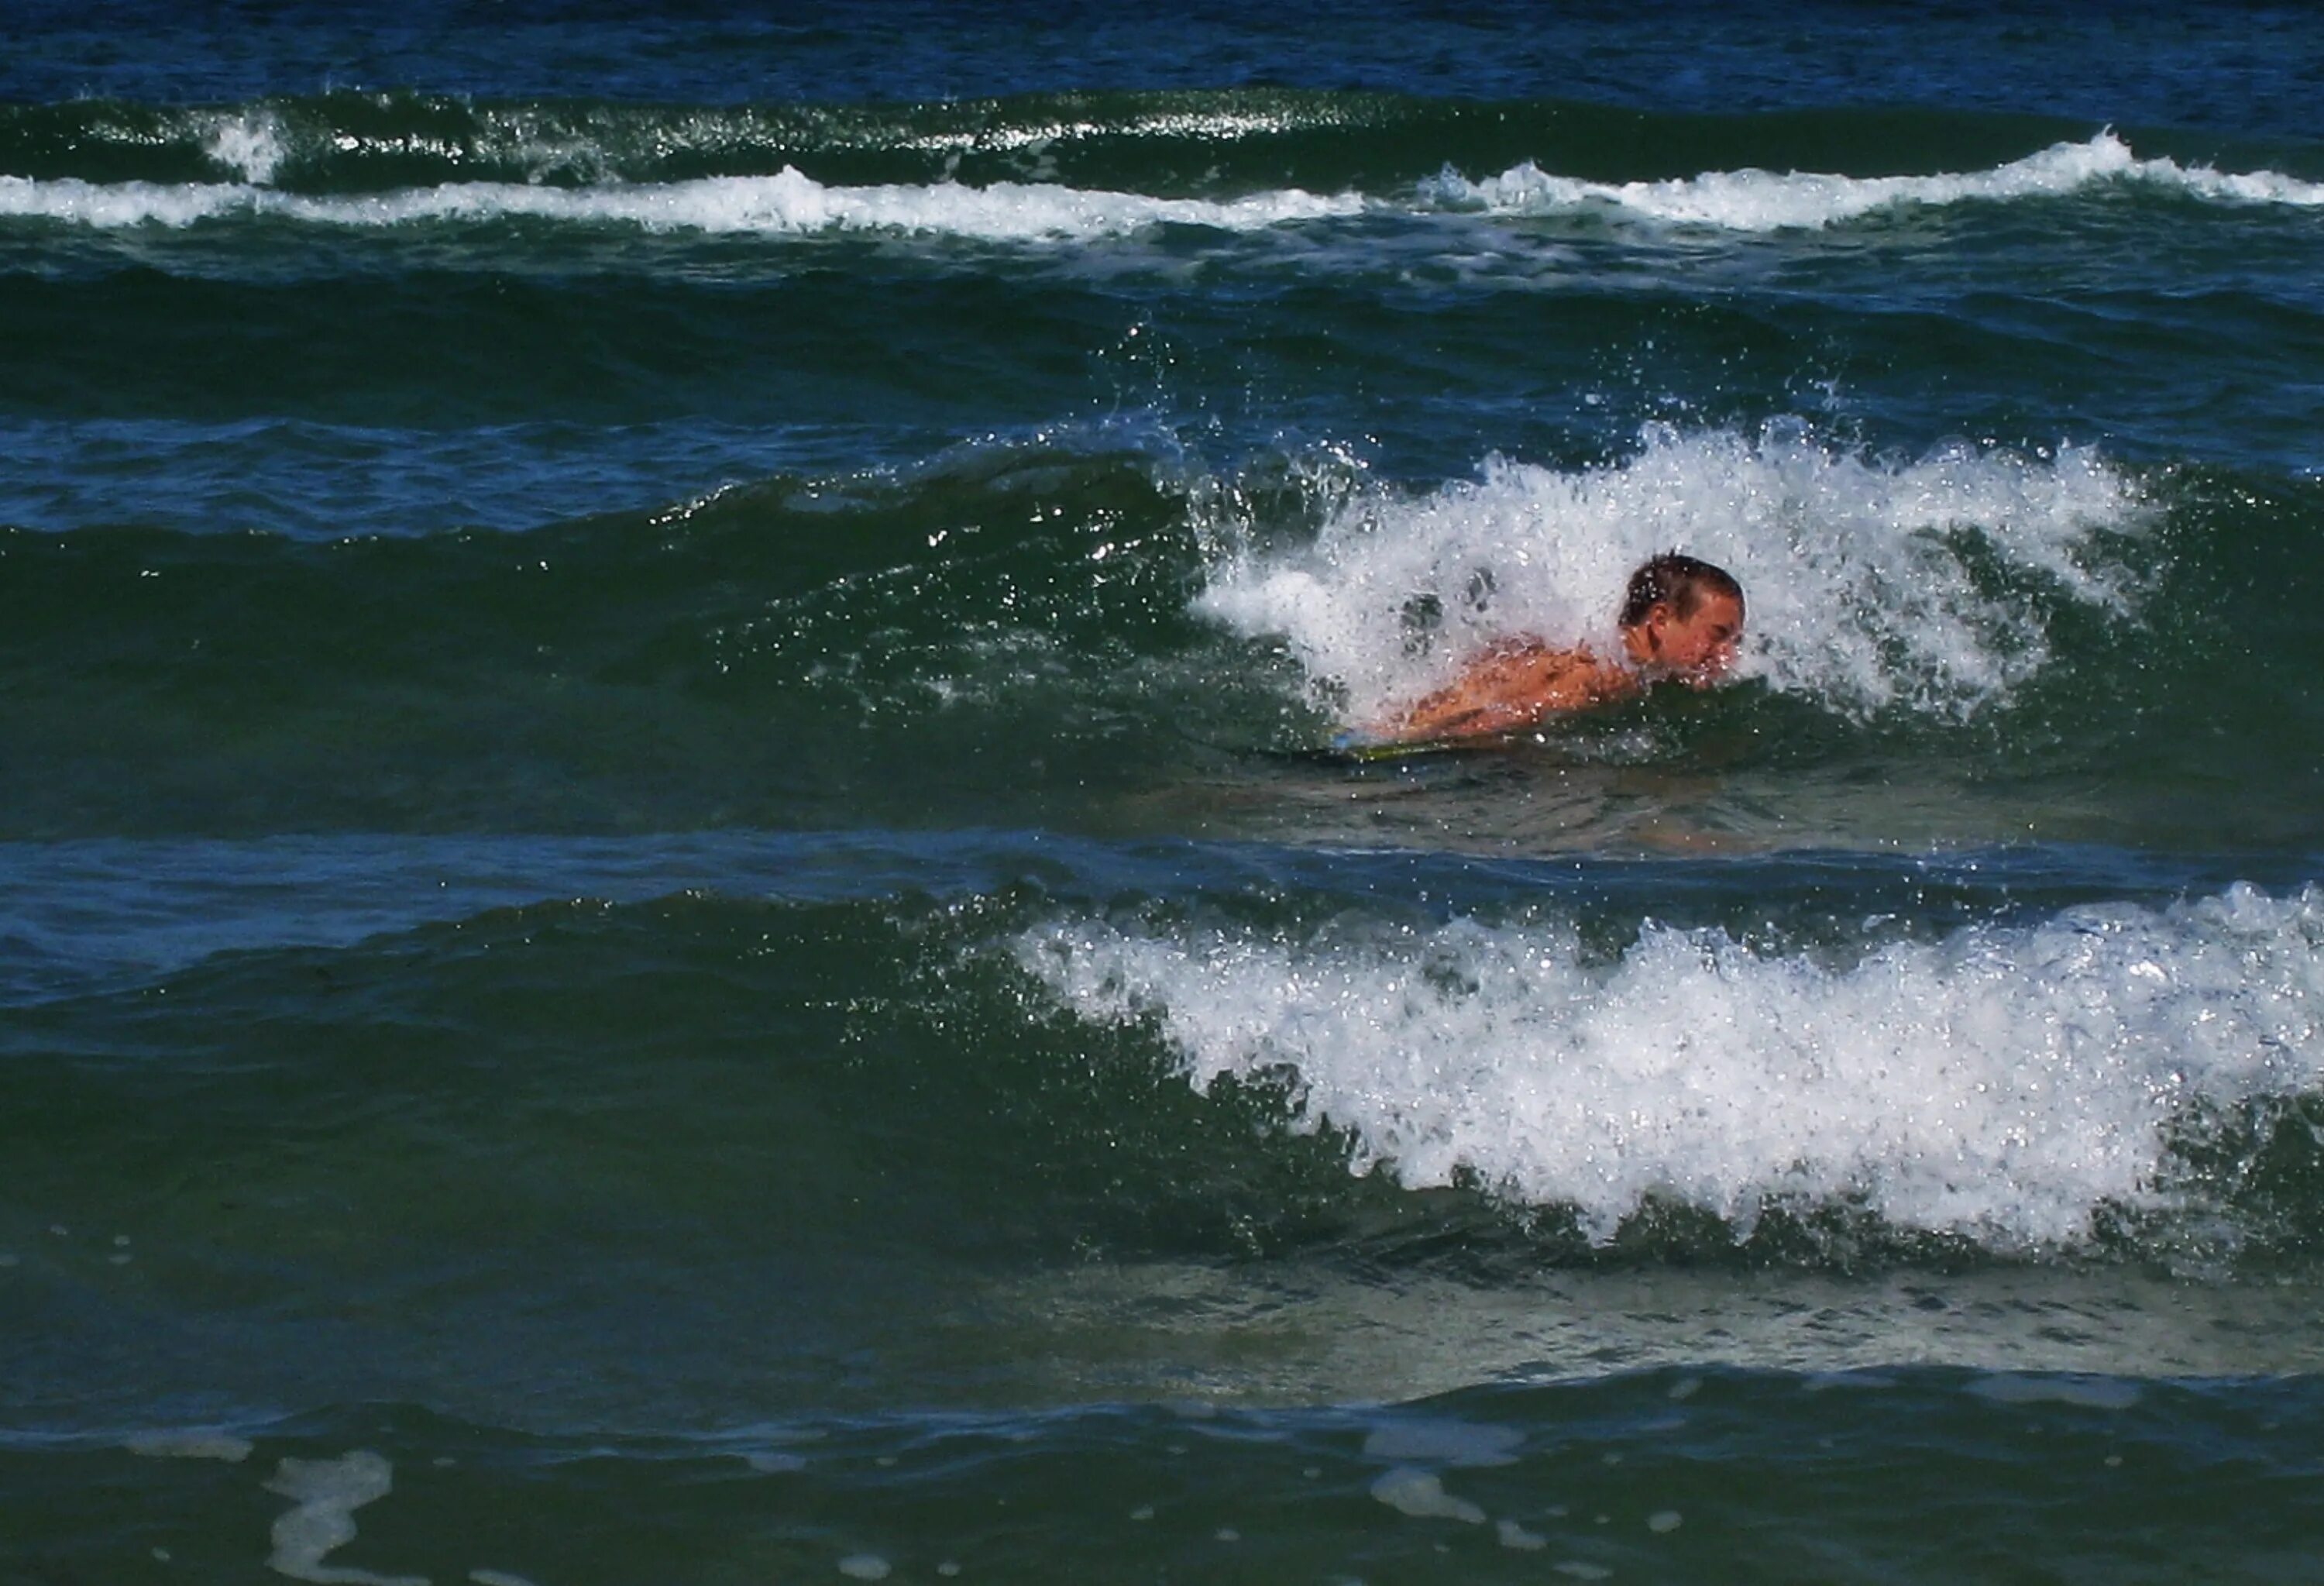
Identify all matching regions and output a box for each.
[0,90,1406,189]
[5,129,2318,240]
[0,167,1363,239]
[1429,130,2324,231]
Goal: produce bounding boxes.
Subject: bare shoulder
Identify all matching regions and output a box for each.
[1459,636,1576,684]
[1385,637,1637,741]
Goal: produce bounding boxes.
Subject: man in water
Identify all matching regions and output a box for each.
[1383,553,1745,742]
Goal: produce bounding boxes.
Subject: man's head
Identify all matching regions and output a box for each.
[1618,553,1745,683]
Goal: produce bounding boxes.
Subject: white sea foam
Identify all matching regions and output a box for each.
[7,129,2316,240]
[1195,425,2144,726]
[1014,882,2324,1248]
[0,167,1361,239]
[264,1450,427,1586]
[1497,1518,1549,1550]
[1370,1467,1486,1524]
[201,109,290,185]
[1428,131,2324,232]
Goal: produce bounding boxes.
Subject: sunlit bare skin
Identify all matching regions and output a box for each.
[1384,590,1744,744]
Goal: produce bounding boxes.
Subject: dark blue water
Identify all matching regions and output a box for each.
[8,5,2324,1583]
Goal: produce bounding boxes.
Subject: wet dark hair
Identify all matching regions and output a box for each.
[1618,553,1744,629]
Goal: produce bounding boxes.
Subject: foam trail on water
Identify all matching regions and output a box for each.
[264,1450,426,1586]
[0,167,1362,239]
[1196,425,2146,726]
[1016,884,2324,1248]
[1428,131,2324,231]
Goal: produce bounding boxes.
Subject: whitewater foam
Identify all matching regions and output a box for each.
[201,109,289,186]
[1428,131,2324,232]
[1014,883,2324,1248]
[1371,1468,1487,1523]
[5,127,2317,241]
[0,168,1362,239]
[264,1450,426,1586]
[1195,425,2146,726]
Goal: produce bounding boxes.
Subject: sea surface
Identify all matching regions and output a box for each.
[8,3,2324,1581]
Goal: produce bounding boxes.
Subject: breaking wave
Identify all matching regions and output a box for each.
[1428,130,2324,231]
[1195,424,2150,728]
[1016,882,2324,1250]
[4,126,2315,241]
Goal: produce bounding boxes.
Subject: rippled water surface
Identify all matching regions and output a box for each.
[9,5,2324,1582]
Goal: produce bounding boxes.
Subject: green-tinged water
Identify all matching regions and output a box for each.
[13,1374,2324,1585]
[9,5,2324,1583]
[7,456,2322,850]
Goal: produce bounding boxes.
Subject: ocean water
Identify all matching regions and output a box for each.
[8,3,2324,1581]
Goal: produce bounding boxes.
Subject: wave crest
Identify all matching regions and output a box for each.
[1016,883,2324,1250]
[1428,130,2324,232]
[9,127,2317,241]
[1195,425,2149,726]
[0,166,1362,239]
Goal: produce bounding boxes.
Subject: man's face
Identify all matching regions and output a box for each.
[1648,591,1745,683]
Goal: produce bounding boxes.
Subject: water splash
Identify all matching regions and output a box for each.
[1195,424,2148,726]
[1016,883,2324,1249]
